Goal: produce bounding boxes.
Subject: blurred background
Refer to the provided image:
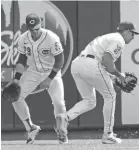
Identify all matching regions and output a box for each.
[1,0,139,132]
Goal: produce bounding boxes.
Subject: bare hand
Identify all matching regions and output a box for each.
[39,77,52,90]
[13,79,20,85]
[6,79,19,87]
[118,73,126,85]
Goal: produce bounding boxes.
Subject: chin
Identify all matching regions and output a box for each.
[126,41,130,44]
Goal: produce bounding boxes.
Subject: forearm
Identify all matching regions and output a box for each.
[102,52,121,78]
[14,54,27,80]
[103,59,126,84]
[53,58,64,72]
[48,53,64,79]
[15,63,25,74]
[106,64,121,78]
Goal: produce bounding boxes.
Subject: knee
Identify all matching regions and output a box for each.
[12,96,24,105]
[103,91,116,103]
[52,100,66,115]
[86,99,96,110]
[52,99,66,107]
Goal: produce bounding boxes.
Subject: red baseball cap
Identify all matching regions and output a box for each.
[26,13,41,29]
[117,21,139,35]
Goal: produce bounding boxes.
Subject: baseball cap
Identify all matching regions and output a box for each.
[117,21,139,34]
[26,13,41,29]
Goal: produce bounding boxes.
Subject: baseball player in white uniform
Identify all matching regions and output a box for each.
[57,21,139,144]
[12,13,67,144]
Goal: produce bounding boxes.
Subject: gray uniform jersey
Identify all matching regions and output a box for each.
[81,32,125,62]
[18,28,63,72]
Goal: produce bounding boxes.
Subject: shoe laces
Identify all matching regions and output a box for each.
[27,126,40,138]
[109,132,118,139]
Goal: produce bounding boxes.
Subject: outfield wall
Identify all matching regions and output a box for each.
[120,1,139,125]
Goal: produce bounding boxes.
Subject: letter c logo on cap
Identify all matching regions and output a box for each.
[29,20,35,24]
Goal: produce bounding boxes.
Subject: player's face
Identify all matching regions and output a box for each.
[29,24,42,38]
[125,30,135,44]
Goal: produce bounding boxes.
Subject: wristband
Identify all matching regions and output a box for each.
[48,70,57,80]
[14,72,22,80]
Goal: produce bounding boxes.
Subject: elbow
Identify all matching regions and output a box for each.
[54,52,64,70]
[59,53,65,69]
[107,69,115,74]
[61,58,64,68]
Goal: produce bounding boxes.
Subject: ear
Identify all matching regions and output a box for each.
[122,30,128,36]
[126,30,130,34]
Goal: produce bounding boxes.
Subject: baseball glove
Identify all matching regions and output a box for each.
[115,72,138,93]
[2,81,21,102]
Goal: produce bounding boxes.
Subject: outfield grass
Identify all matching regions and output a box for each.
[1,139,139,150]
[1,129,139,150]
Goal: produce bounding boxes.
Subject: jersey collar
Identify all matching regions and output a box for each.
[116,32,125,46]
[28,29,47,45]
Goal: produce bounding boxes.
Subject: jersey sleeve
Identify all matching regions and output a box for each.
[51,37,63,55]
[17,36,26,54]
[99,37,122,60]
[105,42,122,59]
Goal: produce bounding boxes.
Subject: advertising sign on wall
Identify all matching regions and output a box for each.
[1,0,73,94]
[1,0,74,129]
[120,1,139,124]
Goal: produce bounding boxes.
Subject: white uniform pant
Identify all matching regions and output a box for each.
[67,56,116,133]
[12,68,66,122]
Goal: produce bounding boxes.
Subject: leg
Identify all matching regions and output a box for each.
[69,58,117,136]
[48,72,66,118]
[67,71,96,121]
[12,69,41,128]
[48,72,68,144]
[92,64,116,134]
[70,58,121,144]
[93,63,121,144]
[66,59,96,121]
[52,60,96,144]
[12,69,41,144]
